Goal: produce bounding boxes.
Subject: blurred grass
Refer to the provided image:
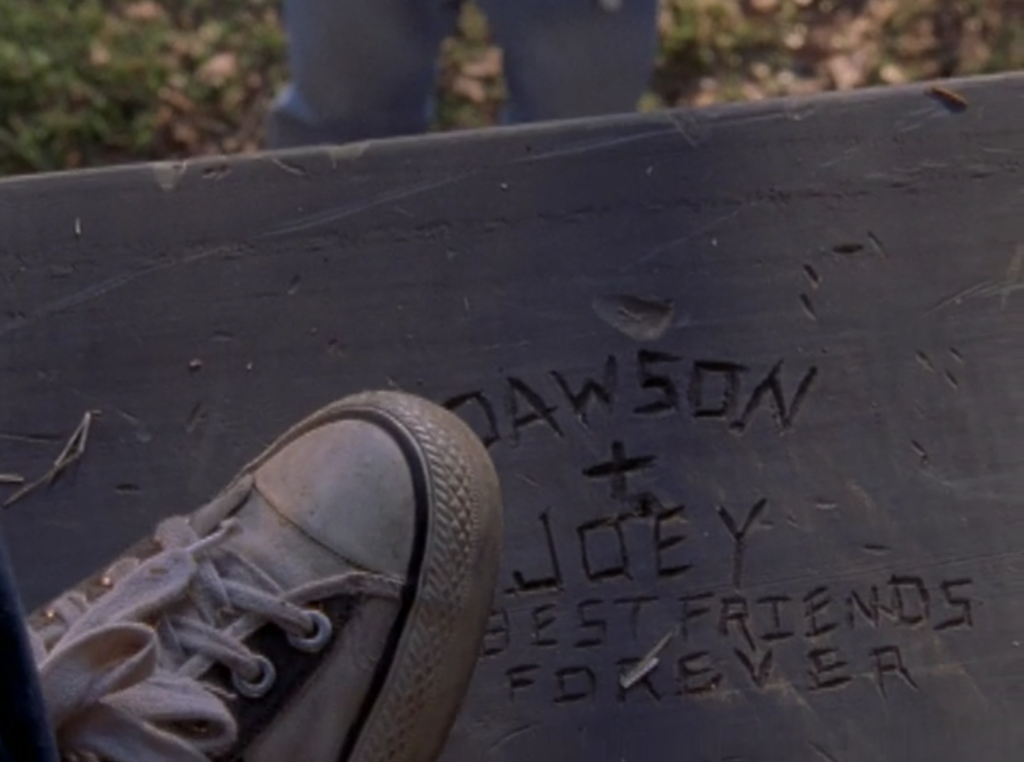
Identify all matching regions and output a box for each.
[0,0,1020,175]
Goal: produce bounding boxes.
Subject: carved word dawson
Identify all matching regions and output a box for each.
[484,575,974,706]
[443,351,819,447]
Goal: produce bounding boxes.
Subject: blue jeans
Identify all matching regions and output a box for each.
[267,0,659,147]
[0,528,58,762]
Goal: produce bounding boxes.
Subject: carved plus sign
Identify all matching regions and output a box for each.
[581,440,656,501]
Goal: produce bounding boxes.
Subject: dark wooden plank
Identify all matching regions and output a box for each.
[1,72,1022,761]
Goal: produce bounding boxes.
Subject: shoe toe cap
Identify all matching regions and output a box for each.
[253,418,417,577]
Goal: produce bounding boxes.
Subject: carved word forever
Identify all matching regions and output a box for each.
[485,576,973,704]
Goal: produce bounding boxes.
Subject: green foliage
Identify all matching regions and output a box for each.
[0,0,285,175]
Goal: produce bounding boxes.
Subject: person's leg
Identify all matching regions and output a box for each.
[267,0,461,148]
[479,0,659,123]
[0,528,58,762]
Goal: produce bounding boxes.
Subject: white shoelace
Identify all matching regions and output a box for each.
[29,481,402,762]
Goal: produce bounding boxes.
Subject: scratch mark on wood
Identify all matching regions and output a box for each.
[808,741,840,762]
[514,128,673,164]
[261,174,473,238]
[1002,245,1022,309]
[927,279,997,314]
[487,724,540,753]
[0,246,245,340]
[270,157,309,177]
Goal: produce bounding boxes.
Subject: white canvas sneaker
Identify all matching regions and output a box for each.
[27,391,503,762]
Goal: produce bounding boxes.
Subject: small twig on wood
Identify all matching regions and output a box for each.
[619,627,678,690]
[3,470,50,509]
[47,410,95,485]
[3,410,99,509]
[926,84,968,112]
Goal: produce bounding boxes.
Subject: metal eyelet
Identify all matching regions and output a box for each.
[232,655,276,699]
[287,609,333,653]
